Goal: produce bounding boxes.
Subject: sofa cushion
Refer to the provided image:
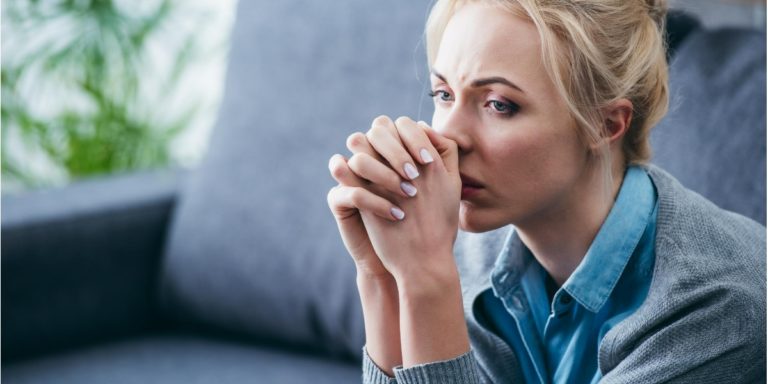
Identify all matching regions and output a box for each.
[159,0,434,359]
[650,27,766,224]
[2,333,360,384]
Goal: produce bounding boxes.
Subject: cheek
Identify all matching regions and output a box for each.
[483,132,548,181]
[485,124,587,202]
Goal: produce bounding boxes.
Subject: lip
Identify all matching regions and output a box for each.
[460,173,484,188]
[460,173,484,199]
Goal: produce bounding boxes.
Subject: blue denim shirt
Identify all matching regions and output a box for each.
[479,166,658,384]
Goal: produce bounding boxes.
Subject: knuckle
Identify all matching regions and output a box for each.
[356,152,374,163]
[327,186,340,205]
[328,153,341,168]
[390,172,403,186]
[372,115,392,129]
[394,115,412,128]
[367,123,383,138]
[329,160,347,180]
[347,153,362,170]
[348,188,364,205]
[346,132,366,149]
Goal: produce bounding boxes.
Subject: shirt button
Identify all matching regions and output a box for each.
[559,294,573,305]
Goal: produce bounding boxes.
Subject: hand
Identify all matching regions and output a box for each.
[347,116,462,282]
[328,118,415,374]
[347,116,470,367]
[327,152,399,278]
[327,115,442,278]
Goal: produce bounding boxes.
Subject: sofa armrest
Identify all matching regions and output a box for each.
[2,168,187,362]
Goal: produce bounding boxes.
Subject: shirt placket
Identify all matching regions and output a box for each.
[494,279,551,384]
[543,291,577,378]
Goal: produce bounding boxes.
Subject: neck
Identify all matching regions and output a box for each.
[515,163,624,287]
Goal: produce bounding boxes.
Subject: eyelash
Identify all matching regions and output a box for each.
[486,99,520,117]
[427,90,452,102]
[428,90,520,118]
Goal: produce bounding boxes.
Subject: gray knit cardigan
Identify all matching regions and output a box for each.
[363,165,766,384]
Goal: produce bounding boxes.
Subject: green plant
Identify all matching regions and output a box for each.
[2,0,211,190]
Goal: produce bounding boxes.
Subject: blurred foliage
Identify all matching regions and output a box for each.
[2,0,210,189]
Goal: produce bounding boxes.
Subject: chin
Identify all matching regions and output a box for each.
[458,202,508,233]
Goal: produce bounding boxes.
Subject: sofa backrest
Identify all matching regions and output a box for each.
[650,27,766,224]
[159,0,434,360]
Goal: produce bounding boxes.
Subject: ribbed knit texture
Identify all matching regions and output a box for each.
[361,165,765,383]
[393,351,480,384]
[363,348,398,384]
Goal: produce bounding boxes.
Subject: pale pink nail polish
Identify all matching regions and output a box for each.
[401,181,417,197]
[420,148,434,164]
[391,207,405,220]
[404,163,419,180]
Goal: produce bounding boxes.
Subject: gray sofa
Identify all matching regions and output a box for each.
[3,1,764,383]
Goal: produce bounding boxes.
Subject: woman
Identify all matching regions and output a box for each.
[327,0,765,382]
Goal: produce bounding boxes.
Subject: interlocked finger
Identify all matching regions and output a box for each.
[394,116,438,167]
[367,116,421,181]
[328,185,405,222]
[347,132,385,163]
[329,153,365,188]
[348,152,418,198]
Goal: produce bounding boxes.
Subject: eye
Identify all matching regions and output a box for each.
[428,90,453,103]
[487,99,520,117]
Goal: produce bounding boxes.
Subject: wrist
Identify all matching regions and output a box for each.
[354,259,393,282]
[394,262,461,304]
[395,262,469,367]
[356,265,402,376]
[356,269,398,293]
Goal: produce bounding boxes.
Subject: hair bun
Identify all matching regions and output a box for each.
[645,0,668,26]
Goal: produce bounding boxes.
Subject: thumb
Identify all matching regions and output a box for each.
[418,121,459,174]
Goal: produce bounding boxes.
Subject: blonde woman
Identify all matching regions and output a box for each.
[327,0,765,382]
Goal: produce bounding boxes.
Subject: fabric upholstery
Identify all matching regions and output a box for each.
[160,0,434,360]
[650,28,766,224]
[2,169,183,361]
[2,333,360,384]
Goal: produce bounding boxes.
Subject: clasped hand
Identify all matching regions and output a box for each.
[327,116,462,283]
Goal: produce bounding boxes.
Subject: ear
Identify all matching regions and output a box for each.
[590,99,633,150]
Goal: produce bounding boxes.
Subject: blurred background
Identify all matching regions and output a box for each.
[0,0,764,194]
[1,0,237,193]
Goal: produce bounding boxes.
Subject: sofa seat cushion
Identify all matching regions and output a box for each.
[3,333,360,384]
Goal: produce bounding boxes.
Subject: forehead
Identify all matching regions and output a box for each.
[433,2,544,89]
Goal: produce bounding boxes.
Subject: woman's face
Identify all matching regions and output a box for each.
[431,2,591,233]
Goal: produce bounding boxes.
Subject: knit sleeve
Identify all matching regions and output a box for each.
[363,347,484,384]
[362,347,398,384]
[392,350,482,384]
[598,281,765,383]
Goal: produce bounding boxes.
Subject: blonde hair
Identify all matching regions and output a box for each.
[426,0,669,190]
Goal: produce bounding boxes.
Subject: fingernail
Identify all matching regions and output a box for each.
[404,163,419,180]
[420,148,434,164]
[400,181,417,197]
[391,207,405,220]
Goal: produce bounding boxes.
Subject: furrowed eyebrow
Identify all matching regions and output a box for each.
[471,77,524,93]
[430,69,448,84]
[430,69,525,94]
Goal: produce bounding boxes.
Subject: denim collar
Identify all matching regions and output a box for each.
[490,166,657,313]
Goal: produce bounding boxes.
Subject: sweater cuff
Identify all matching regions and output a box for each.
[362,346,398,384]
[393,350,481,384]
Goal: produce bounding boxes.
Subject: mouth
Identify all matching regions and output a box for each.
[460,173,484,199]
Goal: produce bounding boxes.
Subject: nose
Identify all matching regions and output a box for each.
[432,105,473,154]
